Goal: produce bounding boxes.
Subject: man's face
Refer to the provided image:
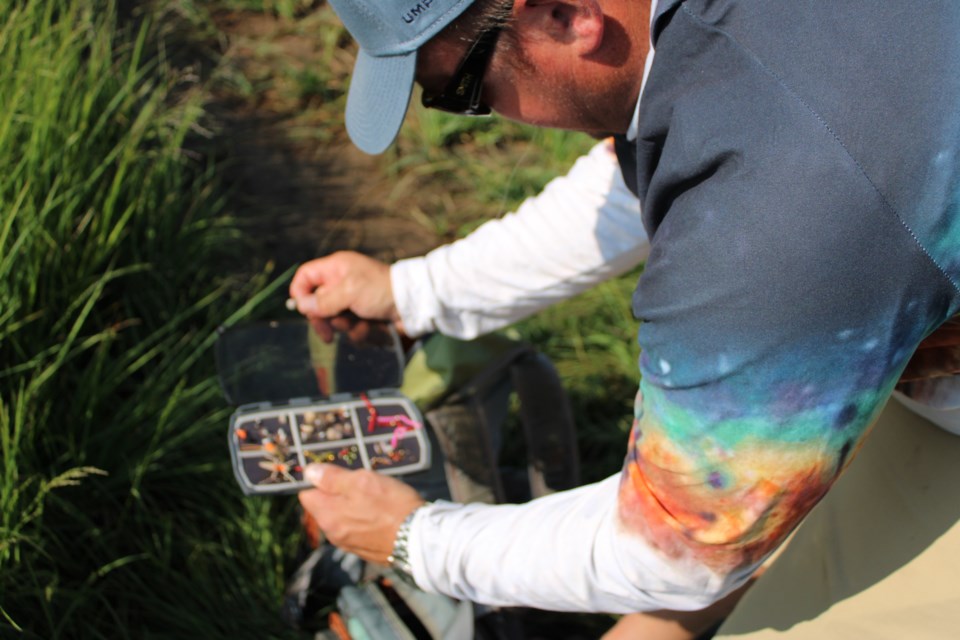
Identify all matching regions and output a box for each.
[415,40,607,134]
[416,2,646,134]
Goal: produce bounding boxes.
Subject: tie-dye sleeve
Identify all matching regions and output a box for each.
[621,0,960,585]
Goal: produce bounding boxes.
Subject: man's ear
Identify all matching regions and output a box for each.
[514,0,605,56]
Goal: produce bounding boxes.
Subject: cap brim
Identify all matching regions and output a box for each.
[345,49,416,155]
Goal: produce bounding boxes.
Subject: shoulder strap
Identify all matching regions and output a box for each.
[510,350,580,496]
[424,340,580,504]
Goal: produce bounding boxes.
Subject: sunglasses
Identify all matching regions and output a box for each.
[420,19,506,116]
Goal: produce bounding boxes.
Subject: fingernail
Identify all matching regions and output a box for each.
[285,298,297,311]
[304,463,325,485]
[297,296,318,315]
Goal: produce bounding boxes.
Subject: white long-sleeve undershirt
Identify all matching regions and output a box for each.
[407,476,738,613]
[391,140,649,340]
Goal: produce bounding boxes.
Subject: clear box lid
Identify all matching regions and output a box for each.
[214,319,405,406]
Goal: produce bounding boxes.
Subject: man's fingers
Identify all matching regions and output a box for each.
[304,462,351,494]
[311,285,358,318]
[290,262,326,299]
[327,315,354,333]
[290,253,354,295]
[293,294,320,315]
[289,286,354,324]
[298,487,327,516]
[309,317,335,344]
[289,252,396,328]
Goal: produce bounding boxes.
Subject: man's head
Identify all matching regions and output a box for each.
[327,0,648,154]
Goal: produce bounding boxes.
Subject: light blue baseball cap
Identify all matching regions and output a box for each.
[327,0,477,154]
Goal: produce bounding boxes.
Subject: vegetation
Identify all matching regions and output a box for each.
[0,0,641,636]
[0,1,297,636]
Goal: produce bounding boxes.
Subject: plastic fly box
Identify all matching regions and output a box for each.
[215,319,430,495]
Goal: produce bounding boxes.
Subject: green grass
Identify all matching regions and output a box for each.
[0,0,643,636]
[390,108,598,238]
[219,0,319,19]
[0,1,302,636]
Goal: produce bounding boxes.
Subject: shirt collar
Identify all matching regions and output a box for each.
[626,0,660,141]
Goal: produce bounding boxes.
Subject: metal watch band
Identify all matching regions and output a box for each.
[388,502,429,578]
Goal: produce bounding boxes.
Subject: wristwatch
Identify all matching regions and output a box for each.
[388,502,430,579]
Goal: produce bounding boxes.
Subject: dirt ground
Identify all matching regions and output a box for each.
[207,9,442,278]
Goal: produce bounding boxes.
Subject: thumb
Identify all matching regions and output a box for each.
[309,284,356,318]
[293,294,319,315]
[304,463,350,494]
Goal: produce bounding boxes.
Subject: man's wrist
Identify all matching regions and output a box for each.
[388,502,429,578]
[389,257,439,338]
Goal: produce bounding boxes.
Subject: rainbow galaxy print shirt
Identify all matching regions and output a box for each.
[616,0,960,578]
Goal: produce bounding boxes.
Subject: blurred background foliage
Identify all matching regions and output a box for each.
[0,0,640,636]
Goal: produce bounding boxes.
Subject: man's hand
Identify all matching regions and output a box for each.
[299,463,425,564]
[289,251,403,340]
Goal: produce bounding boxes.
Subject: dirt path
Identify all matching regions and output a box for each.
[207,9,441,276]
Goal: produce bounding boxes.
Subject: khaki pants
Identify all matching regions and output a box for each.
[716,397,960,639]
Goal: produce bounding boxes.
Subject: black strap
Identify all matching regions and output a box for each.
[613,134,640,197]
[426,343,580,505]
[510,351,580,496]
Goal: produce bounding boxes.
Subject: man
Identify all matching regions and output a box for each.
[290,0,960,632]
